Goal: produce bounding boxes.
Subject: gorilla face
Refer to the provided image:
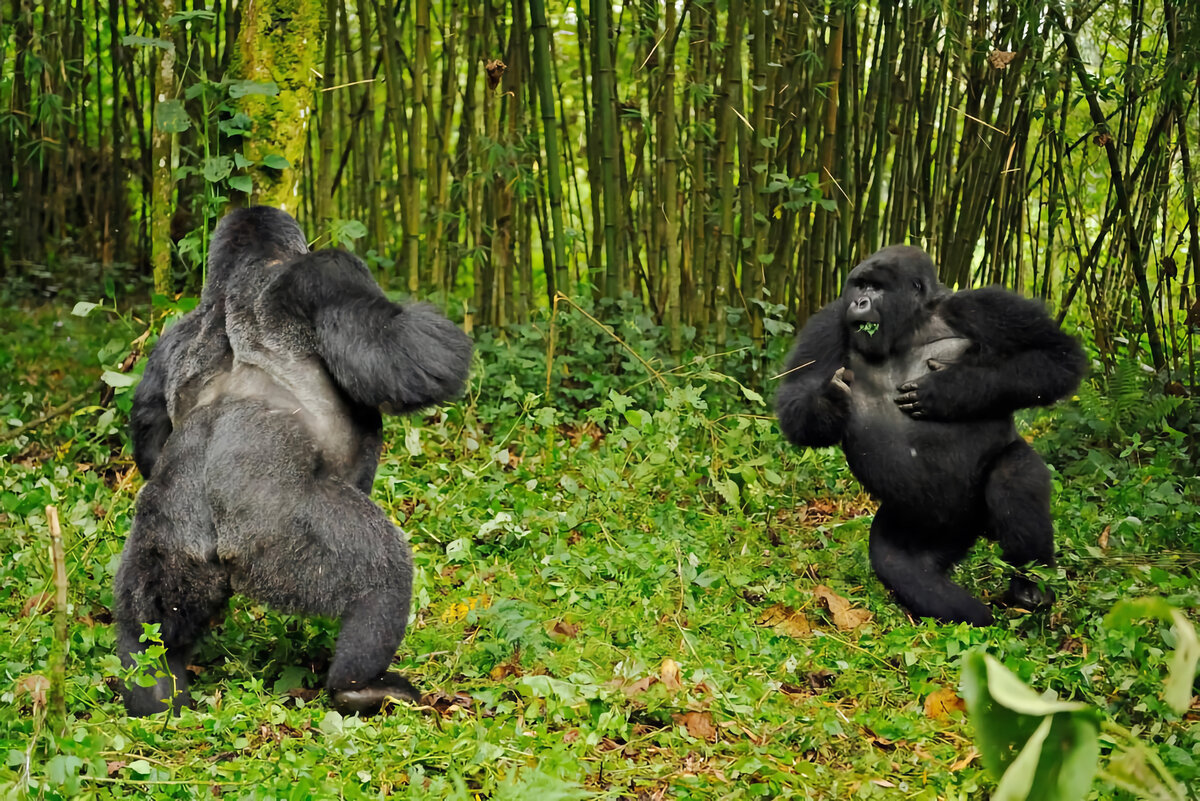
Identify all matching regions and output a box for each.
[842,245,941,360]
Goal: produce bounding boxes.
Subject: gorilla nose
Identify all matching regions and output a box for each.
[847,297,875,321]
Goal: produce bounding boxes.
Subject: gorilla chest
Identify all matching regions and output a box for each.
[842,331,999,506]
[847,330,972,424]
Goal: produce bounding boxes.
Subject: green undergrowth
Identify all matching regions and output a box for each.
[1,303,1197,799]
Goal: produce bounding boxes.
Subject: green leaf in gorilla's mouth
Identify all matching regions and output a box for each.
[856,322,880,336]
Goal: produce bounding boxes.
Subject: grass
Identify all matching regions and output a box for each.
[1,302,1197,799]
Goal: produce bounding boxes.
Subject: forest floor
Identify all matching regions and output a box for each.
[1,303,1198,800]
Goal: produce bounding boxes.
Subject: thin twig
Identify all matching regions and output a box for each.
[768,359,815,382]
[0,380,103,442]
[46,506,69,734]
[551,293,668,388]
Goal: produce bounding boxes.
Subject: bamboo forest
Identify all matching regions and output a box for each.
[1,1,1198,799]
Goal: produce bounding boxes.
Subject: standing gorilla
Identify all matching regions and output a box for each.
[117,206,472,716]
[775,246,1086,625]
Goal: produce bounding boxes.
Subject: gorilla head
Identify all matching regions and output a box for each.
[841,245,945,361]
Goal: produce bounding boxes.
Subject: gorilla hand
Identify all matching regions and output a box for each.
[831,366,854,396]
[894,360,952,420]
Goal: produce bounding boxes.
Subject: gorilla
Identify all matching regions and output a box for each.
[117,206,472,716]
[775,245,1086,626]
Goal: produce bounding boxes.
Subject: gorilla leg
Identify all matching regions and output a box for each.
[984,440,1056,610]
[868,507,994,626]
[115,457,230,716]
[206,415,417,715]
[225,482,417,714]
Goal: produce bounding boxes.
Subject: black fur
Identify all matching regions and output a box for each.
[116,207,472,716]
[775,245,1086,625]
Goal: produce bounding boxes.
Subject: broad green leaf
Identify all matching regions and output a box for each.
[993,716,1051,800]
[981,652,1090,716]
[166,9,215,24]
[101,370,138,388]
[227,79,279,98]
[740,385,764,403]
[127,760,153,776]
[221,114,254,136]
[228,175,253,194]
[261,154,291,170]
[962,650,1100,801]
[331,219,367,242]
[154,99,190,134]
[71,301,99,317]
[203,155,233,183]
[122,35,173,50]
[714,476,739,505]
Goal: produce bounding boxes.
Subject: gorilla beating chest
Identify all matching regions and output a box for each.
[842,319,1012,507]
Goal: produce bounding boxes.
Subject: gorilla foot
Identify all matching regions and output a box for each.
[330,673,421,716]
[999,574,1055,612]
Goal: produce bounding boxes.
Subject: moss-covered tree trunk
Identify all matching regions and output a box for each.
[150,0,178,296]
[230,0,324,211]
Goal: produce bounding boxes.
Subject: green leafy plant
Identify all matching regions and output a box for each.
[962,598,1198,801]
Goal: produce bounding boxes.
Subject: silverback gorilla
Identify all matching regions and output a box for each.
[116,207,472,715]
[775,246,1086,625]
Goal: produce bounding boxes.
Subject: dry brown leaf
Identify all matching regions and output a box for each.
[16,674,50,708]
[106,761,127,778]
[757,603,813,638]
[621,675,657,696]
[660,659,683,691]
[420,690,475,717]
[549,620,579,639]
[1098,525,1110,550]
[21,592,54,616]
[485,59,507,90]
[924,687,967,720]
[286,687,320,702]
[813,585,873,631]
[987,50,1017,69]
[951,747,981,771]
[489,660,523,681]
[672,710,718,742]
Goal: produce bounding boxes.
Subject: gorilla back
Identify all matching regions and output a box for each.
[775,245,1086,625]
[116,207,472,716]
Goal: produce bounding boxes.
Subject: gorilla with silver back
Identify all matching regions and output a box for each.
[117,206,472,715]
[775,246,1086,625]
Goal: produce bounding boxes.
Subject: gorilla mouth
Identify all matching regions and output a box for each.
[855,322,880,337]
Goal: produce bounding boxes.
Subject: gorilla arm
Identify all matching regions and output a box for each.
[129,318,197,478]
[895,288,1087,421]
[774,301,853,448]
[270,250,473,413]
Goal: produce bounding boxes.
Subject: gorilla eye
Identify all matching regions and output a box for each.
[912,279,924,292]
